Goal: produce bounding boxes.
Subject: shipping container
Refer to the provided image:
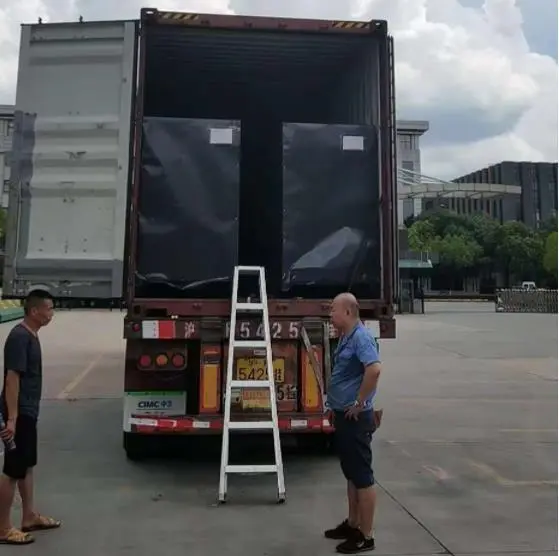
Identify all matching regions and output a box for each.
[3,21,138,300]
[3,9,397,459]
[122,9,397,459]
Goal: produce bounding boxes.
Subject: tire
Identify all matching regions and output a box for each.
[123,432,152,461]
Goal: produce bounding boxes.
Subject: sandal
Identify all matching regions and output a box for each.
[0,527,35,545]
[22,514,61,533]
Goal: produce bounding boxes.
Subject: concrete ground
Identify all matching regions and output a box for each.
[0,302,556,555]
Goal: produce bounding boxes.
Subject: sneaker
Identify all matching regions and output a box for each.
[324,519,359,540]
[336,530,375,553]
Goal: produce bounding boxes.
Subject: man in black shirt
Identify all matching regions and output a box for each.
[0,290,61,545]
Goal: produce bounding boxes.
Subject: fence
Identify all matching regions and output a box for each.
[495,289,558,313]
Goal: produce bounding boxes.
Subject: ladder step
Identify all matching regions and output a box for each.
[236,302,264,311]
[226,464,277,474]
[236,266,262,273]
[233,340,268,349]
[231,380,272,388]
[228,421,274,430]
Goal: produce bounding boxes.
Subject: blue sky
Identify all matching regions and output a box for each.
[0,0,556,177]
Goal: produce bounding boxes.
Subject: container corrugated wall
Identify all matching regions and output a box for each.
[3,20,138,299]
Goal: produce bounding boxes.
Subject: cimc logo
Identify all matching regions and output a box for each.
[137,400,173,409]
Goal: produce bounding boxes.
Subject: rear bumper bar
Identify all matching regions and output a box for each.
[128,414,334,435]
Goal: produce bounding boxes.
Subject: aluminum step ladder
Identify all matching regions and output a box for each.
[218,266,286,504]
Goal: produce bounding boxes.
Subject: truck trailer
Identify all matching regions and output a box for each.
[4,8,398,459]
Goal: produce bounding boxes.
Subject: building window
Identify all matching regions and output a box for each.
[3,180,9,193]
[399,134,412,150]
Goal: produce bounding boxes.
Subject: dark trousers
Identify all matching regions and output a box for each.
[3,415,38,480]
[333,410,375,489]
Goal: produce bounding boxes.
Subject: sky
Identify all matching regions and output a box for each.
[0,0,557,179]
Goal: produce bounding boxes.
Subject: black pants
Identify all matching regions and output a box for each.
[334,410,375,489]
[3,415,38,480]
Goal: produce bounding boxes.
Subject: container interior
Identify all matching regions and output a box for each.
[137,24,382,299]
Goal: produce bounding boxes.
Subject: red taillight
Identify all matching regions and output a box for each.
[132,322,141,332]
[171,353,185,368]
[155,353,169,367]
[138,354,152,368]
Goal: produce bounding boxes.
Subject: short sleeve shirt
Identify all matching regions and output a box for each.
[326,322,380,411]
[2,324,43,420]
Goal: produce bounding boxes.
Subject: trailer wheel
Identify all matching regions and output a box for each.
[123,432,152,461]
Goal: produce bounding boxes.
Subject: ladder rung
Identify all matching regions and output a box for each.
[231,380,272,388]
[228,421,274,430]
[226,464,277,474]
[236,266,262,273]
[233,340,268,349]
[235,302,264,311]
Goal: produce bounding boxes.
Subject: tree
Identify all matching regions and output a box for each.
[407,219,437,252]
[470,213,501,258]
[543,231,558,280]
[539,214,558,235]
[407,210,482,270]
[433,233,483,269]
[495,221,544,281]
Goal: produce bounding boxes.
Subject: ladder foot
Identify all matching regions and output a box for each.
[277,494,286,504]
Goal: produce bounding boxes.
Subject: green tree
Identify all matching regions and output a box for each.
[470,213,501,258]
[539,214,558,235]
[496,221,544,280]
[408,211,482,270]
[433,233,483,269]
[543,231,558,280]
[407,219,437,252]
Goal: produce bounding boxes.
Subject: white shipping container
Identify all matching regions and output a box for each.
[3,20,137,299]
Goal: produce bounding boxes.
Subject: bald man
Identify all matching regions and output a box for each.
[324,293,381,554]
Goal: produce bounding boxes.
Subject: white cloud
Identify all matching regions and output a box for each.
[0,0,556,178]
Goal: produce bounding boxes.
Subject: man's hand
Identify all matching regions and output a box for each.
[344,402,361,421]
[0,419,16,441]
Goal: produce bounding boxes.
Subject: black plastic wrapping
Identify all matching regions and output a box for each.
[135,117,240,298]
[282,123,381,298]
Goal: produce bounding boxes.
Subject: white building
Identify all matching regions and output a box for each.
[0,105,14,209]
[396,119,429,227]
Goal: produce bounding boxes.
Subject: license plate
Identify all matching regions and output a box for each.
[235,357,285,383]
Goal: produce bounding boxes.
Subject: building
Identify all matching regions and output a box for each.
[394,124,529,301]
[0,105,14,210]
[452,161,558,228]
[396,119,429,227]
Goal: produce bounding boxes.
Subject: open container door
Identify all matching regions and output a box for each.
[3,20,138,300]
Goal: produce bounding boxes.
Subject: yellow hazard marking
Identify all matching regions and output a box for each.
[159,11,200,22]
[332,21,369,29]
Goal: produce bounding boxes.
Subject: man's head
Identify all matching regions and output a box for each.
[330,292,360,332]
[24,289,54,329]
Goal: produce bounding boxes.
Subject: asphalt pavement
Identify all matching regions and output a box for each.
[0,302,556,555]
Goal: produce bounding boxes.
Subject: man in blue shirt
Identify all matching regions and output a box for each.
[324,293,382,554]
